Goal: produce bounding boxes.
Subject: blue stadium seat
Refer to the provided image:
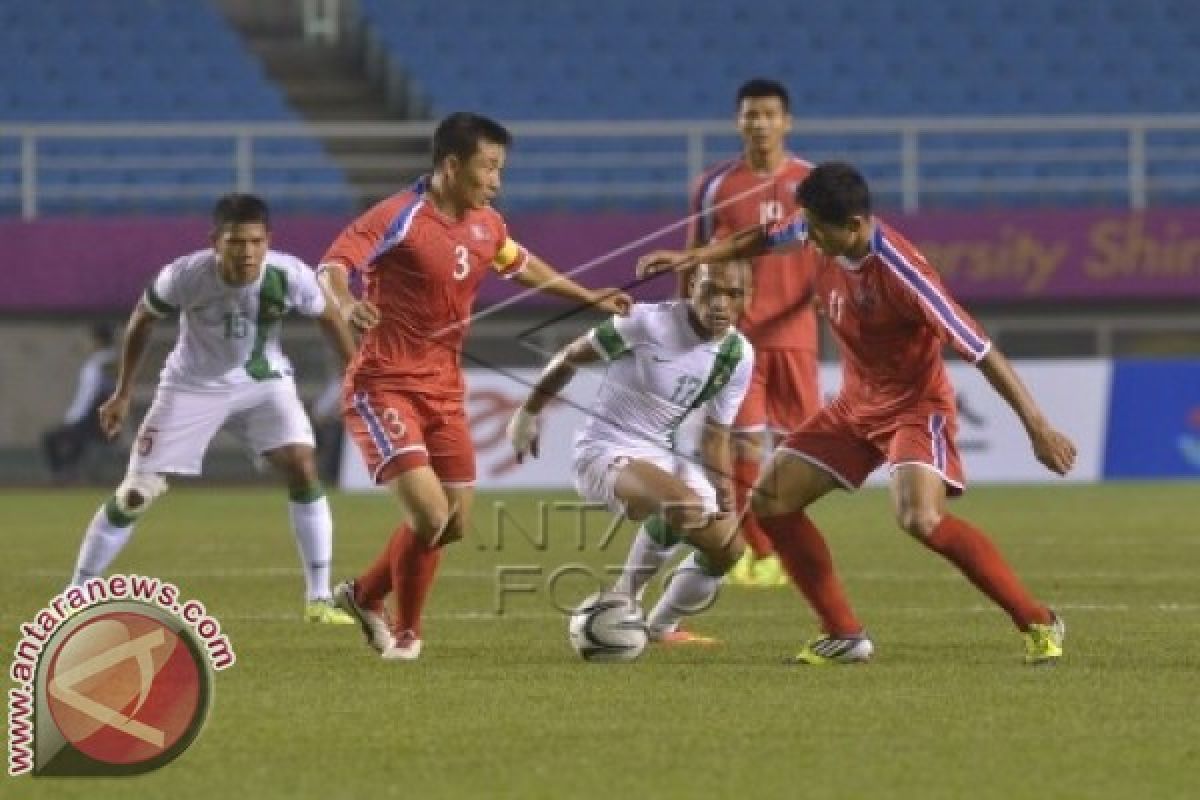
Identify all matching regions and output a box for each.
[0,0,349,214]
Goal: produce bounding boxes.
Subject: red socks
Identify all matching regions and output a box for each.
[389,525,442,637]
[733,456,774,558]
[356,523,443,637]
[758,509,863,636]
[923,515,1051,631]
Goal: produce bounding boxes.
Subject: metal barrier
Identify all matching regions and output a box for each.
[2,115,1199,218]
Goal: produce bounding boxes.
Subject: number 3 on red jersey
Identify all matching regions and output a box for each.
[453,245,471,280]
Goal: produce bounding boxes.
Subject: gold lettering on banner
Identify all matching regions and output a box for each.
[921,226,1068,295]
[1087,216,1200,280]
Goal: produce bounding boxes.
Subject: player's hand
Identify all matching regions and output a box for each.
[591,289,632,316]
[341,299,381,333]
[636,250,692,279]
[506,407,540,463]
[1030,423,1076,476]
[97,392,131,440]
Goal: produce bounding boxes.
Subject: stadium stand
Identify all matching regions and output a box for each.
[0,0,350,214]
[356,0,1200,210]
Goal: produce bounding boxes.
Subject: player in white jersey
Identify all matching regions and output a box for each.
[67,194,359,624]
[508,261,754,643]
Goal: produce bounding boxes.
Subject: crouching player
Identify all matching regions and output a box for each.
[67,194,357,624]
[508,261,755,643]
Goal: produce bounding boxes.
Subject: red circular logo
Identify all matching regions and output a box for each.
[45,609,206,768]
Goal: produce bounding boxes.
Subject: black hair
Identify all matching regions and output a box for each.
[432,112,512,165]
[795,162,872,225]
[212,193,270,229]
[736,78,790,112]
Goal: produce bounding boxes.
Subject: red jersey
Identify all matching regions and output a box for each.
[766,215,991,420]
[321,177,528,399]
[688,154,819,351]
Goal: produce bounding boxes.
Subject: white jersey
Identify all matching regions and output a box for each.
[577,301,754,452]
[142,249,326,391]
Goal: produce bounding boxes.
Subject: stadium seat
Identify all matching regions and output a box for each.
[0,0,349,214]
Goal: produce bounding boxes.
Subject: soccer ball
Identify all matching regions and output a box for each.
[568,591,648,663]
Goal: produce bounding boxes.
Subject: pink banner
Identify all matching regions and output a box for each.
[2,208,1198,312]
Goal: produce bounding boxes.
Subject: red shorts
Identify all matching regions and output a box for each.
[343,386,475,486]
[778,400,965,494]
[733,349,820,434]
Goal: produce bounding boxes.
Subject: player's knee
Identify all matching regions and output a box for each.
[408,499,451,542]
[435,514,468,546]
[115,473,169,519]
[750,483,790,520]
[661,488,706,531]
[895,505,942,539]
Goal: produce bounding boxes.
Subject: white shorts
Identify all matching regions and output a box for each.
[572,441,718,516]
[129,380,314,476]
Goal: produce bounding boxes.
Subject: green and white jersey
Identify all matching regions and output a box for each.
[579,301,754,451]
[142,249,326,391]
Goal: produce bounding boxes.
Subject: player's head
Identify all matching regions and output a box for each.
[432,112,512,210]
[688,260,752,338]
[796,162,872,259]
[211,193,271,287]
[735,78,791,158]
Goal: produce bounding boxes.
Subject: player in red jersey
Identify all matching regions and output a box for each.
[320,113,631,660]
[638,162,1076,665]
[683,79,821,588]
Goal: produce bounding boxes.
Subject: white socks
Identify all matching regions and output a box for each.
[70,503,134,586]
[646,552,721,634]
[289,496,333,601]
[613,526,680,602]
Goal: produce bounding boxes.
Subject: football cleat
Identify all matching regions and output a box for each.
[304,599,356,625]
[649,628,721,646]
[725,552,755,586]
[750,555,790,588]
[333,580,395,653]
[786,633,874,665]
[382,629,423,661]
[1023,612,1065,666]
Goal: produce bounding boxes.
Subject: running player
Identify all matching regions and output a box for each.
[324,112,632,659]
[637,162,1076,665]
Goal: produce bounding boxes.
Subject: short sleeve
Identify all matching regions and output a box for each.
[492,217,530,279]
[142,256,186,316]
[705,339,754,425]
[288,258,327,317]
[588,304,649,360]
[320,194,404,273]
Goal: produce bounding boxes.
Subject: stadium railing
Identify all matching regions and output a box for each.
[2,115,1199,218]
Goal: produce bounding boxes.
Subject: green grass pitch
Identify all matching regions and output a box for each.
[2,483,1197,799]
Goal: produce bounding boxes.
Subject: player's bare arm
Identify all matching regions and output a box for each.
[636,224,768,278]
[512,250,632,316]
[317,262,380,333]
[507,335,602,462]
[315,293,358,365]
[99,301,157,439]
[699,417,735,516]
[977,348,1077,475]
